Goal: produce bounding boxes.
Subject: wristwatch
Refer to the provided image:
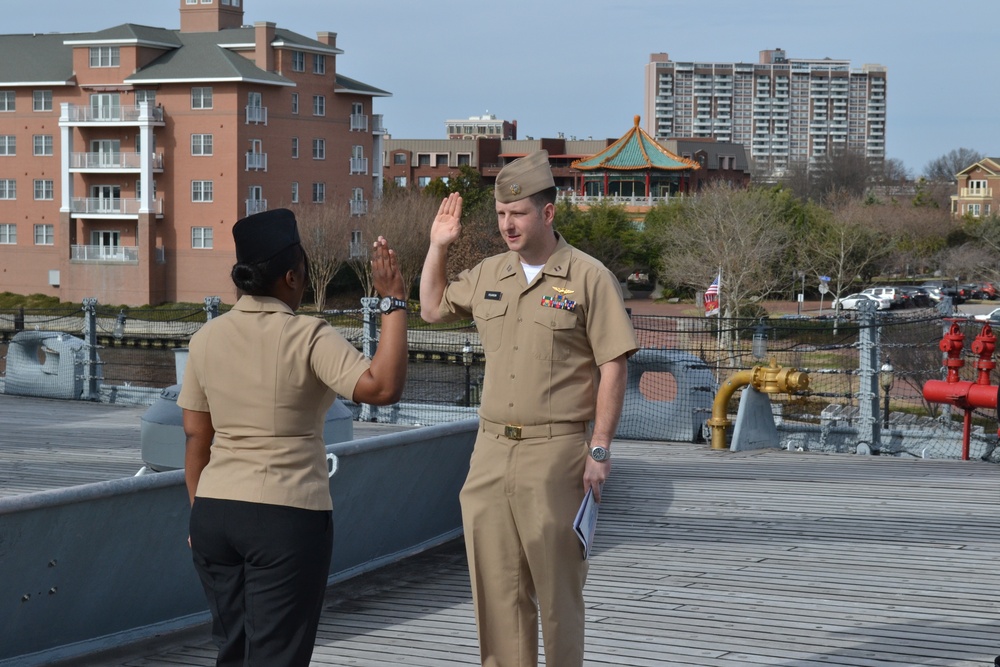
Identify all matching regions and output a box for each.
[589,446,610,462]
[379,296,407,314]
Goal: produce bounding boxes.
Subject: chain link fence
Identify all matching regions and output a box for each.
[0,299,996,462]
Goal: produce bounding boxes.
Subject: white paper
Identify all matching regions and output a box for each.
[573,488,599,560]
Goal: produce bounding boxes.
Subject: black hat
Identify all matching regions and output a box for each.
[233,208,300,264]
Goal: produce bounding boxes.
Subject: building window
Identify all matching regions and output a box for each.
[312,95,325,116]
[394,176,407,187]
[457,153,471,166]
[313,54,326,74]
[436,153,448,167]
[417,153,430,166]
[33,90,52,112]
[312,182,325,203]
[291,181,299,203]
[969,179,988,191]
[291,93,299,114]
[0,91,13,112]
[292,51,305,72]
[191,87,213,109]
[393,153,407,165]
[192,227,214,249]
[34,224,54,245]
[191,134,213,156]
[968,203,981,217]
[291,137,299,158]
[0,223,15,244]
[89,46,120,68]
[192,180,214,202]
[33,179,54,200]
[418,176,431,187]
[312,139,325,160]
[135,90,156,107]
[0,135,14,155]
[0,179,14,199]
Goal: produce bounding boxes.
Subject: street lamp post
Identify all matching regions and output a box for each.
[797,271,806,316]
[462,339,473,407]
[879,357,894,429]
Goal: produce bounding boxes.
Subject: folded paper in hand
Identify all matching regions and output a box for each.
[573,488,599,560]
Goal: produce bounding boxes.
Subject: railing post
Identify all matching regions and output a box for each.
[81,298,100,401]
[358,297,379,422]
[855,298,881,451]
[936,297,955,422]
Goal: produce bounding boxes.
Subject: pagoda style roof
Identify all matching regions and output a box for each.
[572,116,700,172]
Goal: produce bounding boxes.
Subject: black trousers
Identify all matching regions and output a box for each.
[190,497,334,667]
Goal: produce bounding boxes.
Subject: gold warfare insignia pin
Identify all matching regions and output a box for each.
[553,287,575,295]
[509,183,521,196]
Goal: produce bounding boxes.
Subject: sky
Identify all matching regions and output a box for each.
[7,0,999,177]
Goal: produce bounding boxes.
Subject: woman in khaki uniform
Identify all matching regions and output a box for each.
[179,208,408,667]
[420,152,638,667]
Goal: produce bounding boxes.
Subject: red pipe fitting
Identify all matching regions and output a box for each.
[939,321,965,383]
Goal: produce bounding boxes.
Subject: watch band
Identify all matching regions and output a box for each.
[379,296,407,314]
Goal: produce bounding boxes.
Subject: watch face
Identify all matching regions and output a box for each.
[590,446,609,462]
[379,297,391,312]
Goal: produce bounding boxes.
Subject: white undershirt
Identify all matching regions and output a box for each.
[522,262,544,284]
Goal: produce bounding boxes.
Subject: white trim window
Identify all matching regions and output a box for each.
[34,224,54,245]
[394,176,407,187]
[0,135,14,155]
[191,134,213,156]
[291,181,299,203]
[312,182,325,203]
[292,52,305,72]
[191,87,213,110]
[291,93,299,115]
[0,179,14,199]
[291,137,299,159]
[33,135,53,156]
[33,179,54,200]
[33,90,52,112]
[192,180,214,202]
[312,139,325,160]
[0,91,13,112]
[312,95,325,116]
[0,223,15,244]
[89,46,120,68]
[192,227,213,249]
[313,54,326,75]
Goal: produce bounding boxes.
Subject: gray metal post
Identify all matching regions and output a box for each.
[203,296,220,320]
[81,298,99,401]
[855,298,881,452]
[358,297,379,422]
[936,297,954,421]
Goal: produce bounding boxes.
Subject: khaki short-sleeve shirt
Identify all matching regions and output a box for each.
[177,295,370,511]
[439,234,638,426]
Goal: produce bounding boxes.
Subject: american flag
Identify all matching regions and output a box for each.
[704,274,721,317]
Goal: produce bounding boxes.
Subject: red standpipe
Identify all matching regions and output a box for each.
[922,322,1000,460]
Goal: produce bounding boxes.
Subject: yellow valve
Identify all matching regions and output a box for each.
[709,358,809,450]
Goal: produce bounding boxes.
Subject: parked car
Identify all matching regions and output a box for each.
[897,286,932,308]
[921,281,967,305]
[974,307,1000,322]
[861,286,906,308]
[833,293,890,311]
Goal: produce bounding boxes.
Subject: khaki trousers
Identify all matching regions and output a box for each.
[460,424,590,667]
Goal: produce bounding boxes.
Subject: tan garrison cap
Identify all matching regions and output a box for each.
[495,150,555,203]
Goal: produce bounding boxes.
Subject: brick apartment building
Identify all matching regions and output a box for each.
[0,0,388,305]
[952,157,1000,218]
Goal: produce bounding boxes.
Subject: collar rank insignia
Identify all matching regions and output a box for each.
[541,294,577,312]
[553,286,574,296]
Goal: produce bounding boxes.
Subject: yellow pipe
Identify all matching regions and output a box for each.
[708,358,809,450]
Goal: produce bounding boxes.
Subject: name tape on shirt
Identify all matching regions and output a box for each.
[484,291,503,301]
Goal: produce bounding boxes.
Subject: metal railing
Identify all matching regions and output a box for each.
[350,113,368,131]
[245,106,267,125]
[70,245,139,262]
[349,157,369,175]
[70,198,164,215]
[350,199,368,216]
[245,152,267,171]
[62,104,163,123]
[245,199,267,216]
[70,152,164,170]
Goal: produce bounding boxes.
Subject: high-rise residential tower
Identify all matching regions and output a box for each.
[644,48,886,177]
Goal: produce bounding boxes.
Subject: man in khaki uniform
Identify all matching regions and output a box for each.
[420,150,638,666]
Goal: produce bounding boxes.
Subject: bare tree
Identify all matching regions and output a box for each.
[290,204,354,311]
[362,189,438,300]
[656,182,792,317]
[924,147,984,183]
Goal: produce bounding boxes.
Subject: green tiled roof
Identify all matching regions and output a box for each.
[572,116,699,172]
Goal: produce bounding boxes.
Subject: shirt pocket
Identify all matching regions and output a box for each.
[532,308,577,361]
[473,301,508,353]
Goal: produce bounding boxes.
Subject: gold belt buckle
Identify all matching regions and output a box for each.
[504,425,522,440]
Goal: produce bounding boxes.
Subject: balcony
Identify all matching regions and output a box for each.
[349,157,369,175]
[372,114,385,134]
[350,199,369,216]
[245,152,267,171]
[961,187,993,198]
[62,104,164,124]
[70,197,164,216]
[245,106,267,125]
[350,113,369,132]
[70,152,164,171]
[246,199,267,217]
[71,245,139,263]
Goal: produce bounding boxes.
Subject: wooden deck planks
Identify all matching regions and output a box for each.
[4,394,997,667]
